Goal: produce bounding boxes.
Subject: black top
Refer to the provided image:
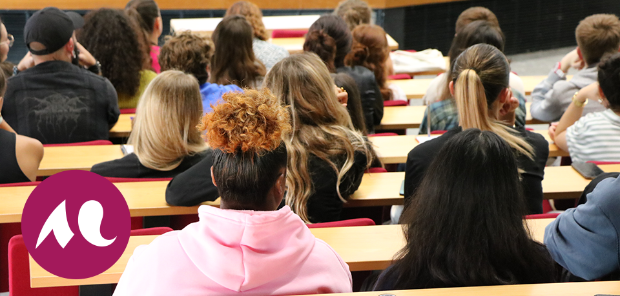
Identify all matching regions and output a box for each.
[404,127,549,214]
[166,149,368,223]
[337,66,383,133]
[0,129,30,184]
[91,150,210,179]
[1,61,119,144]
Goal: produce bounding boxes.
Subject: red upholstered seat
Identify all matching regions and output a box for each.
[384,100,408,107]
[271,29,308,38]
[120,108,136,114]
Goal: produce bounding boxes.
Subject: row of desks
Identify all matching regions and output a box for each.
[3,164,615,224]
[41,131,565,177]
[29,219,554,287]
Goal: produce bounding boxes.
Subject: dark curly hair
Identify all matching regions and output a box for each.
[78,8,146,98]
[159,31,213,85]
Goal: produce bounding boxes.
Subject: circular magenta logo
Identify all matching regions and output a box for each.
[21,170,131,279]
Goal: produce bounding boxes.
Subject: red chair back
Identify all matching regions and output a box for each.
[0,182,41,188]
[384,100,408,107]
[120,108,136,114]
[587,161,620,165]
[271,29,307,38]
[43,140,113,147]
[542,200,553,214]
[525,213,560,219]
[307,218,375,228]
[387,74,411,80]
[430,130,447,135]
[130,227,173,236]
[104,177,173,183]
[366,167,388,173]
[368,133,398,137]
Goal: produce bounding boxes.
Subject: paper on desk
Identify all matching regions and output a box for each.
[121,145,134,155]
[416,135,441,143]
[391,49,447,74]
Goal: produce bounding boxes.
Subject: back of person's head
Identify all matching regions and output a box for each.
[333,0,372,31]
[307,15,352,69]
[598,52,620,112]
[24,7,84,61]
[441,20,505,101]
[0,67,6,96]
[331,72,366,134]
[0,16,9,62]
[265,53,371,222]
[451,44,533,158]
[79,8,146,98]
[129,70,207,170]
[211,14,266,88]
[225,1,269,41]
[345,24,391,100]
[303,30,338,72]
[376,129,554,289]
[159,31,213,85]
[125,0,160,63]
[576,14,620,66]
[204,89,291,209]
[455,7,499,34]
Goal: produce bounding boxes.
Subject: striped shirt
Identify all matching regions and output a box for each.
[566,109,620,162]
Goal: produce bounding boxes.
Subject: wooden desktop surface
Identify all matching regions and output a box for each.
[29,218,551,288]
[308,281,620,296]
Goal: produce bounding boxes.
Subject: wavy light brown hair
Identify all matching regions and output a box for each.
[576,14,620,66]
[129,71,207,170]
[455,7,499,34]
[265,53,372,222]
[159,31,213,85]
[210,15,266,88]
[225,1,269,41]
[345,24,392,101]
[334,0,372,31]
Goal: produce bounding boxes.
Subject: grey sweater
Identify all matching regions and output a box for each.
[544,176,620,280]
[530,65,605,122]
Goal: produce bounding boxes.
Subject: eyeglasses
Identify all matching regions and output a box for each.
[1,34,14,48]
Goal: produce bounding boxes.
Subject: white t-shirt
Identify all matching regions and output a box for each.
[423,72,525,105]
[566,109,620,162]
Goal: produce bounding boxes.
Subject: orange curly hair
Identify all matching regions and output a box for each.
[202,88,291,154]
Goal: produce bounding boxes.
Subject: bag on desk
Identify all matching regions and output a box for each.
[391,49,447,74]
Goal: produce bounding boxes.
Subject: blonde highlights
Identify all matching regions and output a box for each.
[265,53,372,222]
[129,70,207,170]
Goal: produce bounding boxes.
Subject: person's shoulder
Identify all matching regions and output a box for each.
[91,153,140,176]
[15,135,44,161]
[585,177,620,214]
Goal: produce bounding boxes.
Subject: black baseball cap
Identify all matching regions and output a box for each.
[24,7,84,55]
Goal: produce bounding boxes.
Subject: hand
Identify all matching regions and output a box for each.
[579,82,602,103]
[17,52,34,71]
[334,85,348,107]
[75,42,97,67]
[560,48,584,73]
[548,122,559,142]
[498,89,519,127]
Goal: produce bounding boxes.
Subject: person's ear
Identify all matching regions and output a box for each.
[577,47,583,61]
[210,166,217,187]
[66,38,74,55]
[497,88,511,116]
[598,85,606,99]
[448,80,455,97]
[271,170,286,209]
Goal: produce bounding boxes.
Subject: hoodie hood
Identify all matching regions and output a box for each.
[177,205,315,292]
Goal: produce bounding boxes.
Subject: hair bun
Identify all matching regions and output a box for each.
[203,89,291,154]
[303,30,337,70]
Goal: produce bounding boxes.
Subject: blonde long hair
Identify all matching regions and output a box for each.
[265,53,372,222]
[129,71,207,170]
[452,44,533,158]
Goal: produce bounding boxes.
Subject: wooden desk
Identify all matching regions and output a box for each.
[309,281,620,296]
[29,219,552,287]
[375,106,425,130]
[109,114,132,138]
[39,145,123,177]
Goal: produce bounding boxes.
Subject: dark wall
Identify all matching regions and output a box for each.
[383,0,620,55]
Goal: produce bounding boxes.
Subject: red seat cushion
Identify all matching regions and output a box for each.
[587,161,620,165]
[366,167,388,173]
[271,29,308,38]
[525,213,560,219]
[387,74,411,80]
[120,108,136,114]
[384,100,408,107]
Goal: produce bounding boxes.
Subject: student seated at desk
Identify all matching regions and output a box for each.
[125,0,162,73]
[210,15,266,89]
[545,174,620,281]
[405,44,549,214]
[91,71,209,178]
[113,89,352,296]
[79,8,157,109]
[334,0,372,31]
[158,31,242,113]
[420,20,527,132]
[549,53,620,162]
[530,14,620,122]
[375,129,556,291]
[0,70,43,183]
[304,15,383,134]
[225,1,289,71]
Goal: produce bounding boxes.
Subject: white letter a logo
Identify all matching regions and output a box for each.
[36,200,74,249]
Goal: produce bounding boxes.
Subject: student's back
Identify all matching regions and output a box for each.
[113,89,352,296]
[375,129,555,290]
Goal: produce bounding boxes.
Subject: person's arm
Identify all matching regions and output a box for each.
[165,156,219,206]
[339,149,368,197]
[553,82,600,152]
[14,135,44,181]
[544,176,620,280]
[103,80,120,129]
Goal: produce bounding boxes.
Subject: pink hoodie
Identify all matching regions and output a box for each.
[113,205,352,295]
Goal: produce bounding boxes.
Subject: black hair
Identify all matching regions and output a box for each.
[307,14,352,68]
[375,129,555,290]
[598,52,620,112]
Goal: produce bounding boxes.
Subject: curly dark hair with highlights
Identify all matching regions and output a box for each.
[79,8,147,98]
[159,31,213,85]
[203,88,291,154]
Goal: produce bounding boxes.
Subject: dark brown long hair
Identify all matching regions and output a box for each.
[305,15,352,69]
[210,15,266,88]
[375,129,555,290]
[79,8,146,98]
[125,0,160,69]
[345,24,392,101]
